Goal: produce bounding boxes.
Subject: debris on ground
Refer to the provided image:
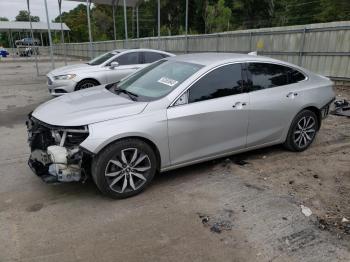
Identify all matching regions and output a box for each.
[342,217,349,223]
[300,205,312,217]
[316,216,350,236]
[221,158,232,167]
[198,209,234,234]
[317,217,329,230]
[234,159,249,166]
[331,99,350,117]
[209,221,233,233]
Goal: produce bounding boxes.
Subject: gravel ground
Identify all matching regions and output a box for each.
[0,59,349,262]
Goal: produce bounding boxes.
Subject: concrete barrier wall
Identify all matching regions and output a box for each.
[51,21,350,79]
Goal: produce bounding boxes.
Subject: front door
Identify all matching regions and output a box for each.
[105,52,144,83]
[167,63,249,166]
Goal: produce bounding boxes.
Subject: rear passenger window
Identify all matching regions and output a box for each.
[143,52,166,63]
[246,63,306,91]
[189,64,243,103]
[247,63,289,91]
[289,69,306,83]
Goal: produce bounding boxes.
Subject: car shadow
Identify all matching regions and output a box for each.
[153,144,286,185]
[42,144,286,200]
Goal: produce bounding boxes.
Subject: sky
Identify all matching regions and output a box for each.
[0,0,81,22]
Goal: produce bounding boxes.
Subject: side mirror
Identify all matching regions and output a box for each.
[110,61,119,69]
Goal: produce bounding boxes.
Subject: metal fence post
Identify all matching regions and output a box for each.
[298,28,307,66]
[27,0,39,76]
[249,31,253,52]
[216,33,220,52]
[185,0,188,53]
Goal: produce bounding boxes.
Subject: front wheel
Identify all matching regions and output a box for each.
[92,139,157,199]
[75,79,99,91]
[284,110,319,152]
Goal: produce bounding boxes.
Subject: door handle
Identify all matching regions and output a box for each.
[286,92,298,98]
[232,102,247,109]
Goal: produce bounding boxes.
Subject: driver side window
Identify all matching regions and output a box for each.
[114,52,140,65]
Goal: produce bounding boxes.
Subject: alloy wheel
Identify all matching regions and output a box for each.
[293,116,316,148]
[104,148,151,193]
[80,82,95,89]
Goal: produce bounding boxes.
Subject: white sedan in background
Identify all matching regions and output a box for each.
[46,48,175,96]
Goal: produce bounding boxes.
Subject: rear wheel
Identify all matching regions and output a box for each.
[284,110,319,152]
[75,79,99,91]
[92,139,157,199]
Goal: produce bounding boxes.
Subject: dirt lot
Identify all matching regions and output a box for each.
[0,59,349,262]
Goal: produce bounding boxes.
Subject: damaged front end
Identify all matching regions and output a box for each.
[26,114,91,184]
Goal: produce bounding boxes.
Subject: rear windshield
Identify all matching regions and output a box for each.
[88,52,117,65]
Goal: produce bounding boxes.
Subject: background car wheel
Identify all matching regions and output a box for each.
[284,109,319,152]
[91,139,157,199]
[75,79,99,91]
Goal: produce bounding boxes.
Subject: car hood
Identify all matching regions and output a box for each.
[32,86,148,126]
[47,63,93,76]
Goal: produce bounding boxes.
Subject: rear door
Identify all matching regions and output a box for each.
[105,52,143,83]
[167,63,249,165]
[245,62,307,147]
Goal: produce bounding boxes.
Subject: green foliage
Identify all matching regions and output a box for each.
[52,0,350,42]
[55,4,89,42]
[15,10,40,22]
[318,0,350,22]
[205,0,232,33]
[0,17,9,47]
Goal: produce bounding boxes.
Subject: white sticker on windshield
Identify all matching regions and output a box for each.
[157,77,178,87]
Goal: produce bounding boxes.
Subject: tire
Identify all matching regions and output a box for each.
[75,79,99,91]
[284,109,319,152]
[91,139,157,199]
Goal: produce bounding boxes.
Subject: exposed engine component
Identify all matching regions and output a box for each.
[26,115,90,183]
[47,146,82,182]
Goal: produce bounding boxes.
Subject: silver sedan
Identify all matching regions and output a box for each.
[46,48,174,96]
[28,53,335,198]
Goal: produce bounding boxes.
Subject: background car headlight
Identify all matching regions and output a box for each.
[53,74,76,80]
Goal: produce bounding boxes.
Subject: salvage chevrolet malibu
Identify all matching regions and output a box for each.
[27,53,335,198]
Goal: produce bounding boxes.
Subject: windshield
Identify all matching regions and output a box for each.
[88,52,117,65]
[112,60,203,101]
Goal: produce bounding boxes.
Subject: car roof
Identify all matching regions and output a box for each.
[111,48,174,56]
[166,52,288,66]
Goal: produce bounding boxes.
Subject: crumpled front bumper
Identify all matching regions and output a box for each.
[26,115,90,183]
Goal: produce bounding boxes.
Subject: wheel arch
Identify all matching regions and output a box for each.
[94,136,162,172]
[283,105,322,142]
[75,78,101,90]
[299,106,322,130]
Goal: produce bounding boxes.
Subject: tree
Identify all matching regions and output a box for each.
[55,4,89,42]
[52,0,350,43]
[230,0,276,29]
[318,0,350,22]
[0,17,9,47]
[205,0,232,33]
[15,10,40,22]
[273,0,322,26]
